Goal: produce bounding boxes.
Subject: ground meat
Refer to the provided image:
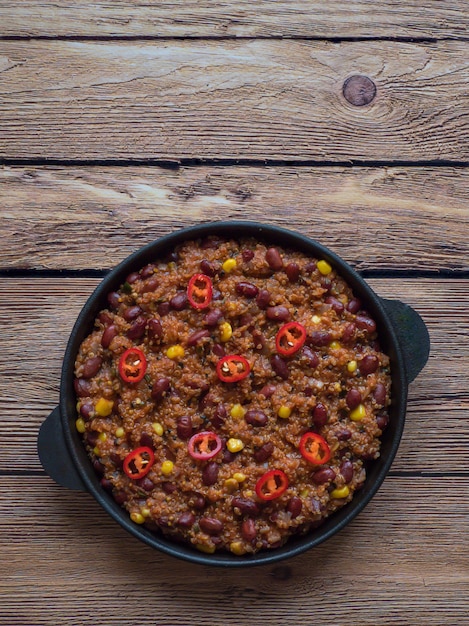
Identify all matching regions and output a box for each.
[74,238,391,556]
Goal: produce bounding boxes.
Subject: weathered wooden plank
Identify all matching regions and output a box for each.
[1,166,468,272]
[1,41,467,161]
[1,277,467,472]
[1,1,468,39]
[1,476,468,626]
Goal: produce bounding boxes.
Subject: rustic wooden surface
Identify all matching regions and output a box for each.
[1,2,468,625]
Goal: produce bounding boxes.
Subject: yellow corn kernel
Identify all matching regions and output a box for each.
[330,341,341,350]
[347,360,358,373]
[161,460,174,476]
[196,543,216,554]
[222,258,237,273]
[230,541,247,556]
[141,507,151,518]
[233,472,247,483]
[330,486,350,499]
[277,405,291,419]
[98,432,107,442]
[350,403,366,421]
[224,478,239,492]
[130,511,145,524]
[219,322,233,343]
[152,422,164,436]
[93,446,100,456]
[75,418,86,434]
[230,404,246,419]
[300,488,310,498]
[166,344,185,359]
[115,427,125,438]
[317,259,332,275]
[226,438,245,453]
[95,397,114,417]
[311,315,321,324]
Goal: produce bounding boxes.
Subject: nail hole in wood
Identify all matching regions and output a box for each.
[343,75,377,106]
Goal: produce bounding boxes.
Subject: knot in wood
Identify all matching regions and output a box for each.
[343,75,377,106]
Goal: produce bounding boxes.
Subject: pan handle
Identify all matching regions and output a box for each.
[37,406,87,491]
[380,298,430,383]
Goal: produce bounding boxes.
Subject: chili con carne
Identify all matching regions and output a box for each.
[123,446,155,479]
[188,431,222,460]
[187,273,213,309]
[216,355,251,383]
[118,347,147,383]
[299,432,331,465]
[255,469,289,501]
[275,322,307,356]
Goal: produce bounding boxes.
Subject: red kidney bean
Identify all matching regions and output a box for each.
[141,263,156,279]
[359,354,379,375]
[99,310,113,325]
[147,318,163,340]
[113,490,128,505]
[127,317,146,340]
[271,354,289,380]
[123,305,143,321]
[84,431,98,446]
[259,384,276,398]
[126,271,140,284]
[199,517,223,535]
[341,322,356,344]
[100,478,113,491]
[245,409,268,427]
[170,292,188,311]
[312,403,328,426]
[162,481,177,494]
[347,298,362,314]
[337,428,352,441]
[136,476,155,492]
[303,386,313,397]
[110,452,123,468]
[239,313,253,327]
[285,262,300,283]
[265,247,283,270]
[177,512,196,528]
[212,288,223,301]
[346,388,362,410]
[79,402,93,419]
[266,305,290,322]
[340,459,354,484]
[287,496,303,519]
[301,346,320,368]
[186,329,210,347]
[202,462,219,486]
[307,330,332,347]
[236,281,259,298]
[157,302,171,316]
[176,416,193,439]
[253,441,274,463]
[222,447,236,463]
[232,497,261,517]
[107,291,121,309]
[204,308,223,327]
[356,315,377,333]
[211,403,227,428]
[251,330,266,351]
[101,324,117,348]
[212,343,226,357]
[241,519,257,542]
[139,432,154,449]
[312,467,336,484]
[140,276,159,293]
[200,259,216,276]
[320,277,332,293]
[82,356,103,379]
[373,383,387,406]
[151,377,171,402]
[93,459,105,475]
[325,296,344,314]
[376,413,389,430]
[188,492,206,510]
[305,261,316,273]
[256,289,271,309]
[242,249,255,262]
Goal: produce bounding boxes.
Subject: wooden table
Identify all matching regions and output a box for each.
[1,3,468,624]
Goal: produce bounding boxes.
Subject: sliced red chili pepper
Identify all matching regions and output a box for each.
[187,273,213,309]
[255,469,289,501]
[275,322,307,356]
[299,432,331,465]
[123,446,155,479]
[216,355,251,383]
[188,431,222,460]
[118,347,147,383]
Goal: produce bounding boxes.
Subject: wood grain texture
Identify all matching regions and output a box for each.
[1,277,467,472]
[1,40,468,161]
[1,1,468,38]
[1,165,468,271]
[1,476,469,625]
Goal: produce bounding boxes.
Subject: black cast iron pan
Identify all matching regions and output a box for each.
[38,221,430,567]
